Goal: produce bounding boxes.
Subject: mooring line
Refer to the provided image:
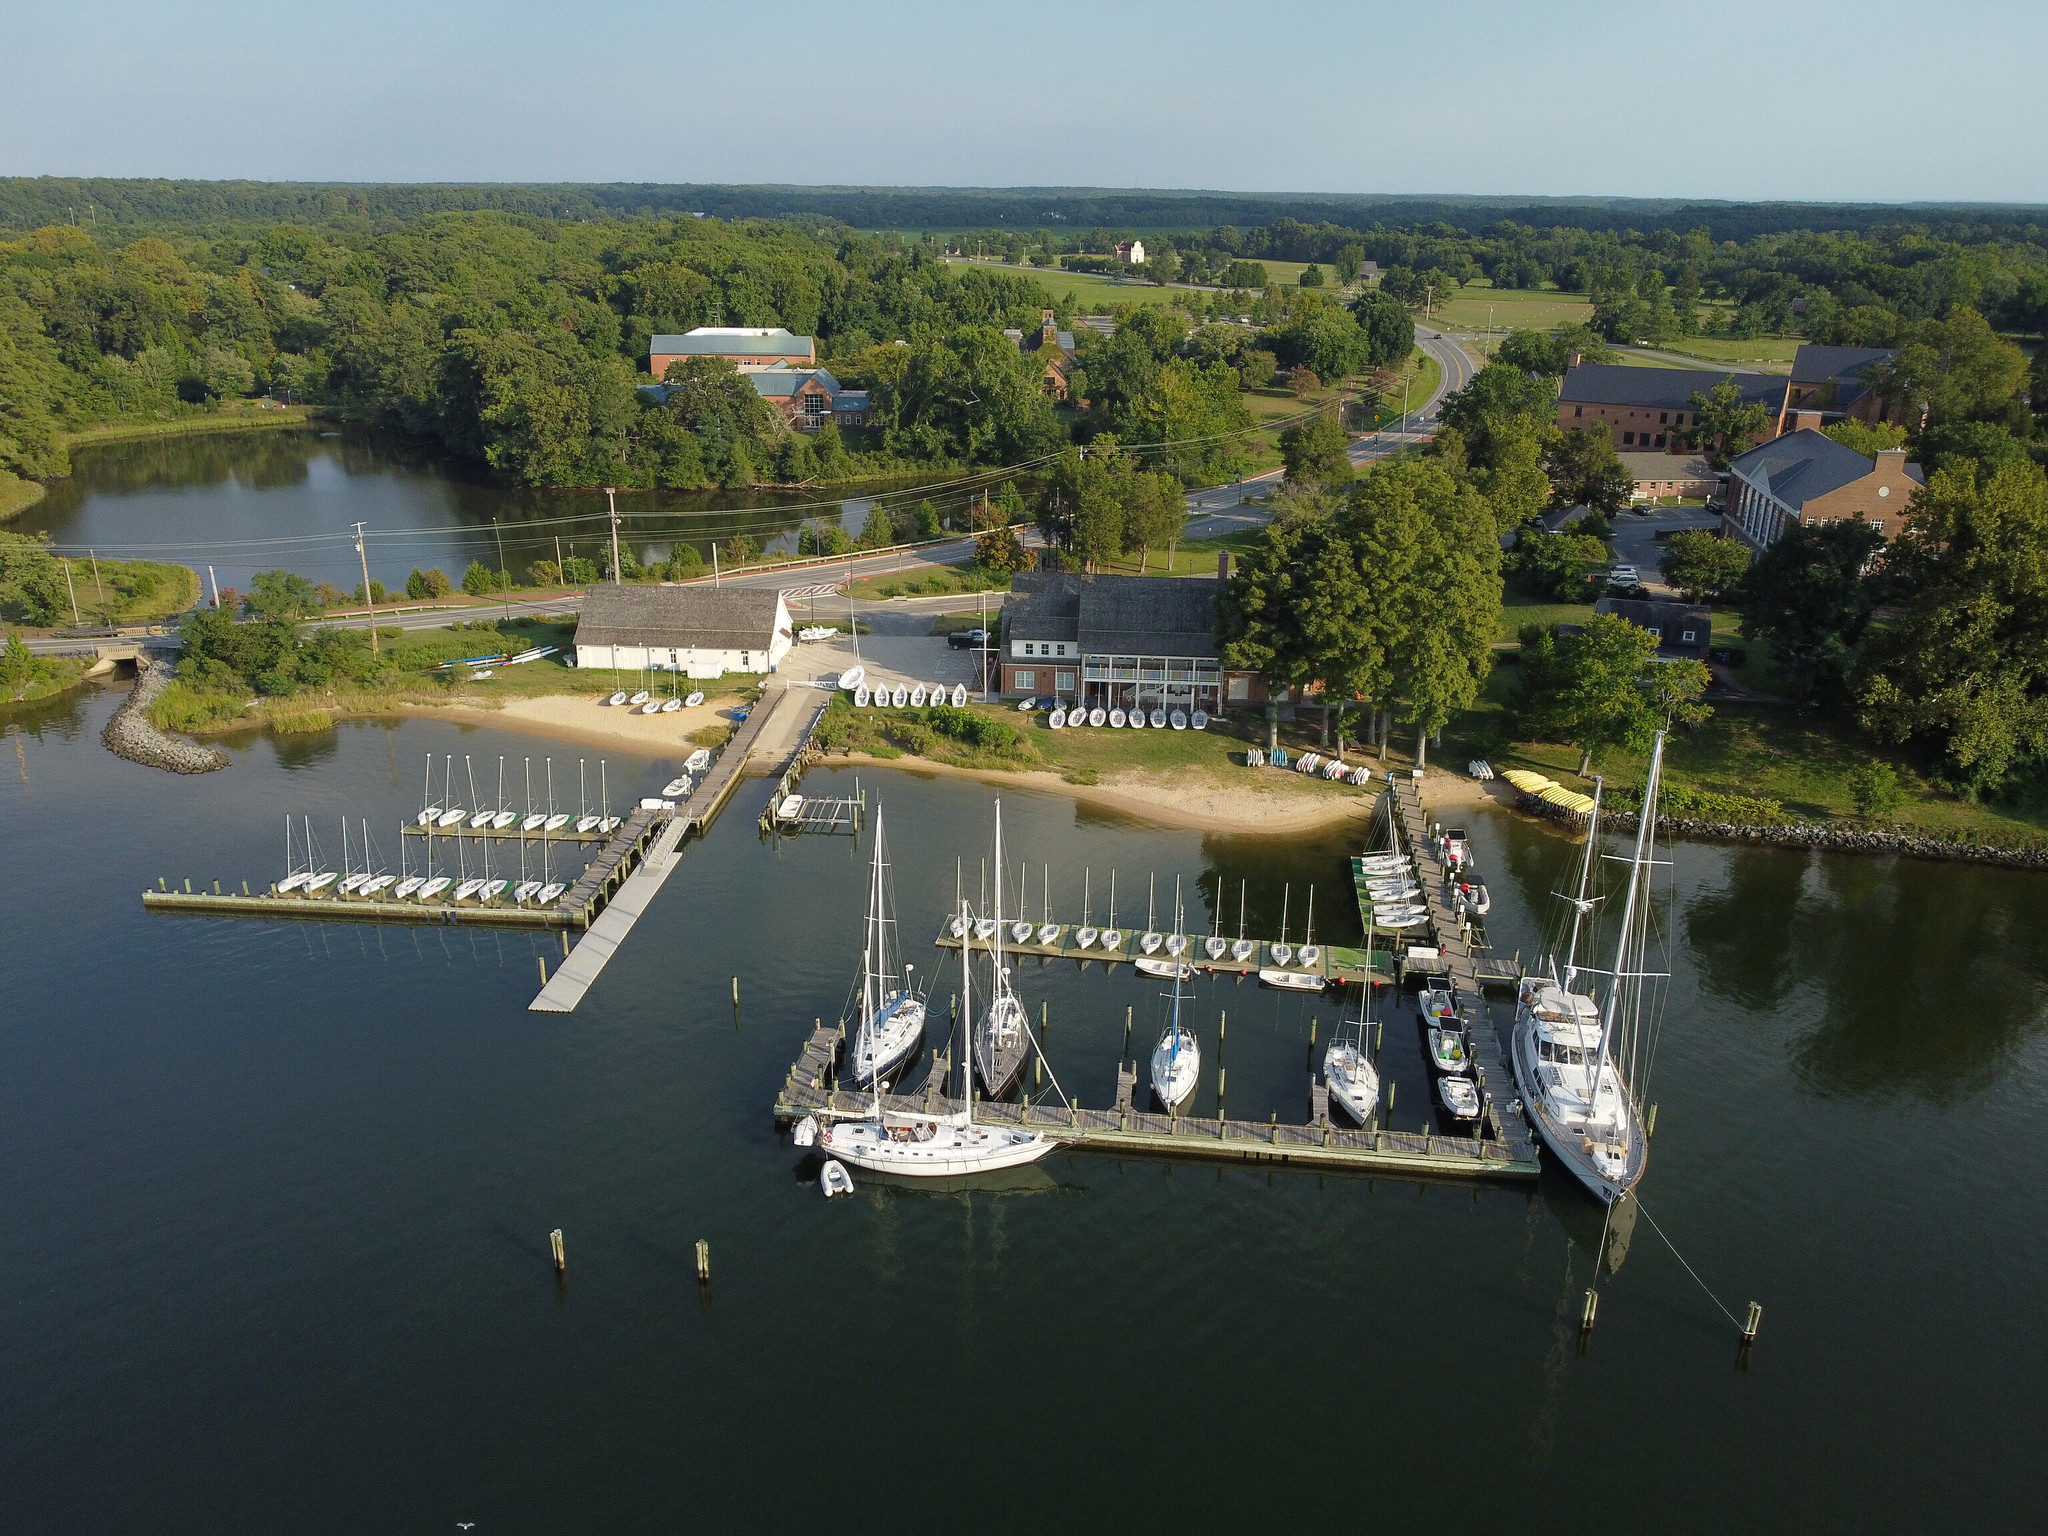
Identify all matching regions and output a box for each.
[1633,1197,1745,1330]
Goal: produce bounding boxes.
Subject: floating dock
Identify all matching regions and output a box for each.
[930,925,1395,987]
[775,1022,1538,1179]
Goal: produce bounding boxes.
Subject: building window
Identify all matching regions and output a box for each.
[1056,671,1075,691]
[1622,432,1635,445]
[1227,676,1250,701]
[1574,406,1583,417]
[1681,630,1697,643]
[1647,627,1662,639]
[1659,412,1668,425]
[1655,434,1666,448]
[1015,669,1035,691]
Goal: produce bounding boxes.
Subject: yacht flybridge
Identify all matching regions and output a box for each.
[1512,736,1665,1204]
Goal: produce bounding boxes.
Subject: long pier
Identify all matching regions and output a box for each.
[775,1022,1538,1179]
[930,926,1394,987]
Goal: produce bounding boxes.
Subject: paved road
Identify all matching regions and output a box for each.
[1608,504,1723,597]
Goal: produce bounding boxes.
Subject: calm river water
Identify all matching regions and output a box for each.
[5,437,2047,1533]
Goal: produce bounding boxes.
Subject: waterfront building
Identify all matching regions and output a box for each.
[1591,597,1714,663]
[572,585,793,678]
[998,571,1224,712]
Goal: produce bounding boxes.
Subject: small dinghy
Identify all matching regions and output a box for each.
[605,692,627,706]
[337,873,368,895]
[437,808,467,827]
[1259,968,1325,991]
[819,1159,855,1199]
[1165,934,1188,957]
[1230,938,1256,963]
[948,915,968,939]
[491,810,516,829]
[856,686,874,708]
[1438,1076,1481,1119]
[575,815,600,834]
[1170,710,1187,730]
[951,685,967,706]
[639,700,661,715]
[520,812,546,831]
[480,879,508,902]
[1010,920,1033,944]
[468,810,495,829]
[1376,912,1430,929]
[453,879,485,902]
[776,794,804,822]
[1016,697,1037,711]
[1048,707,1066,729]
[685,691,705,707]
[303,872,337,893]
[685,749,712,773]
[629,691,650,705]
[1191,710,1210,729]
[792,1115,818,1148]
[1457,882,1492,915]
[543,813,571,832]
[1134,956,1194,980]
[929,681,946,700]
[891,686,908,707]
[1074,925,1099,949]
[663,777,690,797]
[1204,936,1227,960]
[910,685,928,707]
[1148,709,1167,728]
[973,917,999,941]
[1140,932,1163,954]
[598,816,621,833]
[536,882,566,904]
[1100,928,1124,950]
[513,881,543,903]
[1128,711,1145,729]
[1037,923,1060,945]
[837,667,863,693]
[1109,709,1127,728]
[417,876,451,900]
[361,875,396,895]
[661,697,680,713]
[1270,942,1294,966]
[393,876,424,899]
[1298,944,1321,968]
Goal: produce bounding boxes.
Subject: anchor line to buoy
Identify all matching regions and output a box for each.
[1633,1197,1748,1333]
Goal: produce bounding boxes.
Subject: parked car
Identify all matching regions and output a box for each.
[1607,566,1639,587]
[947,628,990,650]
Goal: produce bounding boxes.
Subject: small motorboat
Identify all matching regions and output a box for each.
[1140,932,1163,955]
[605,692,627,706]
[1270,942,1294,966]
[685,749,712,773]
[536,882,567,904]
[1037,923,1060,945]
[1259,968,1325,992]
[820,1160,855,1199]
[639,700,661,715]
[1191,710,1210,729]
[776,795,804,822]
[575,815,600,834]
[661,697,681,713]
[1438,1076,1481,1119]
[1457,882,1492,916]
[1100,928,1124,950]
[418,876,452,900]
[973,918,999,941]
[1009,920,1033,944]
[543,813,571,832]
[1048,708,1066,729]
[1170,710,1187,730]
[1148,709,1167,728]
[1203,936,1227,960]
[360,875,396,895]
[393,876,424,899]
[854,686,871,707]
[491,810,516,830]
[468,810,495,829]
[1074,925,1099,949]
[1230,938,1256,963]
[453,879,485,902]
[891,686,908,707]
[1088,708,1106,727]
[685,691,705,708]
[513,880,543,903]
[1134,956,1194,980]
[1298,944,1321,968]
[1429,1017,1472,1076]
[304,872,337,893]
[1165,934,1187,957]
[1109,709,1127,728]
[520,813,546,831]
[479,879,508,902]
[337,873,369,895]
[663,777,690,797]
[436,808,467,827]
[1128,711,1145,729]
[911,685,928,707]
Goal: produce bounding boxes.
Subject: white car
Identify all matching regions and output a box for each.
[1608,565,1640,586]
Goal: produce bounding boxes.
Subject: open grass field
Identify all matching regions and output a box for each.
[0,552,200,629]
[59,403,314,450]
[1424,280,1593,334]
[0,474,47,523]
[1647,335,1801,370]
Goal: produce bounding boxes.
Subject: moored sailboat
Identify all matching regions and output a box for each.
[845,809,927,1090]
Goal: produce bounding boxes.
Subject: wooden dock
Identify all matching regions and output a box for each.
[140,881,569,928]
[774,1022,1538,1180]
[1384,778,1539,1161]
[930,926,1394,987]
[400,822,611,843]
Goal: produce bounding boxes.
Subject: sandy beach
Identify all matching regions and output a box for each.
[390,692,744,758]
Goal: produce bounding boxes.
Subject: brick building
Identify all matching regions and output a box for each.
[1721,429,1924,552]
[1003,310,1078,398]
[1557,364,1788,453]
[999,571,1225,712]
[648,326,814,378]
[639,365,868,430]
[1781,345,1908,432]
[1616,453,1718,499]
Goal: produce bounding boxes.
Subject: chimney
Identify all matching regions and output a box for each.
[1217,551,1233,581]
[1567,350,1583,369]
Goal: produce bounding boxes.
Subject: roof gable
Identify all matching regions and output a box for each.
[1727,428,1885,508]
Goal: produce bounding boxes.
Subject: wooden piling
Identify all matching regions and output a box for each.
[695,1240,710,1283]
[1741,1301,1762,1343]
[550,1229,566,1273]
[539,956,549,985]
[1647,1103,1659,1139]
[1580,1288,1598,1331]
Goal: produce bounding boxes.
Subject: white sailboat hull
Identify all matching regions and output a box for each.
[819,1116,1055,1177]
[1150,1028,1200,1109]
[1323,1041,1379,1123]
[1511,1010,1648,1203]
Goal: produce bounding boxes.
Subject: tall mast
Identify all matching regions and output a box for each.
[1561,778,1605,991]
[958,897,973,1121]
[1592,734,1662,1111]
[863,811,883,1026]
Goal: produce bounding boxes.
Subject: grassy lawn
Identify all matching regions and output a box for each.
[1425,280,1593,334]
[1496,592,1598,644]
[60,403,314,449]
[0,474,46,523]
[1031,270,1193,310]
[1,552,200,629]
[847,564,1010,601]
[1092,531,1261,578]
[1646,335,1800,370]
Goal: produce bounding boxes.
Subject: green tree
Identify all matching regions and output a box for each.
[878,324,1064,465]
[1279,413,1353,487]
[1543,426,1634,511]
[1504,530,1606,601]
[912,500,943,540]
[1333,246,1363,285]
[1349,289,1416,370]
[1878,308,2031,430]
[461,560,501,596]
[973,522,1028,575]
[0,533,72,625]
[1918,420,2033,479]
[1120,471,1185,570]
[658,355,776,480]
[1846,761,1904,823]
[1273,305,1367,382]
[1519,613,1711,774]
[405,568,433,600]
[1821,420,1908,456]
[1659,529,1750,603]
[1298,264,1325,288]
[1219,519,1315,752]
[1684,379,1775,467]
[243,569,320,621]
[1497,323,1613,376]
[857,506,894,549]
[1740,518,1885,710]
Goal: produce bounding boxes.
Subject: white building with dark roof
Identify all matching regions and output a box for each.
[573,584,793,678]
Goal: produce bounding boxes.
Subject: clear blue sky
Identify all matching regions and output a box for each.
[4,0,2042,202]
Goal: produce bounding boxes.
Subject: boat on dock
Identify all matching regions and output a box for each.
[1438,1076,1481,1119]
[845,809,927,1091]
[972,804,1033,1099]
[1323,976,1381,1124]
[1149,960,1200,1110]
[685,749,712,773]
[418,876,452,900]
[1511,740,1661,1205]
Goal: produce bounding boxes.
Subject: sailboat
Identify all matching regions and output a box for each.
[1511,737,1661,1204]
[1148,907,1201,1110]
[846,809,928,1090]
[973,803,1033,1098]
[1323,967,1381,1124]
[818,896,1055,1177]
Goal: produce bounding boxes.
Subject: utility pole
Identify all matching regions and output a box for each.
[61,558,80,626]
[352,521,379,653]
[711,543,719,588]
[553,535,563,589]
[605,486,622,584]
[207,564,221,609]
[88,550,107,626]
[491,517,511,621]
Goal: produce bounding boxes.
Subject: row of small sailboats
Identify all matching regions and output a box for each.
[852,682,967,709]
[272,813,569,906]
[1044,705,1209,731]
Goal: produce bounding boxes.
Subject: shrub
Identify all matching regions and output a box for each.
[269,708,335,734]
[1847,762,1905,822]
[1607,782,1788,824]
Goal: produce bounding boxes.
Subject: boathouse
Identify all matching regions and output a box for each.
[999,571,1225,710]
[573,585,793,678]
